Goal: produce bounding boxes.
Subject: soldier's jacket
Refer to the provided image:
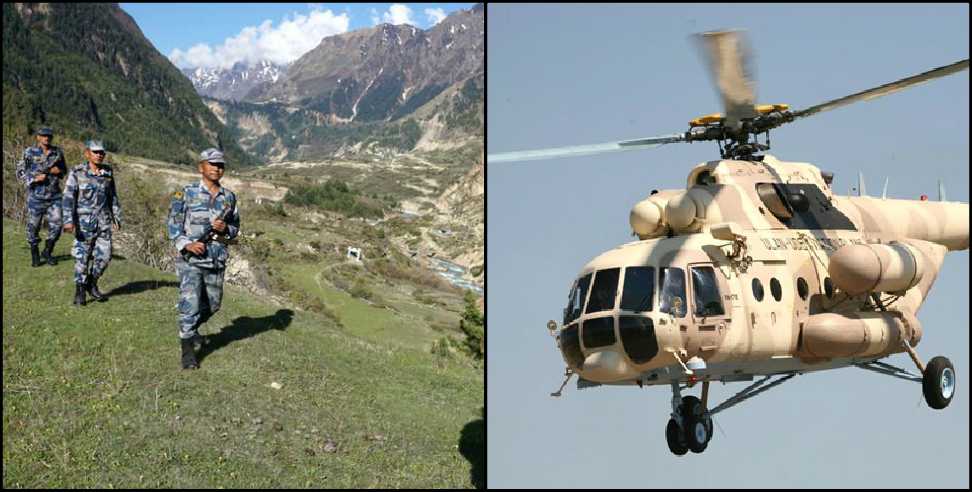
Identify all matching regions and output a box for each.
[168,180,240,270]
[62,162,122,230]
[16,145,67,201]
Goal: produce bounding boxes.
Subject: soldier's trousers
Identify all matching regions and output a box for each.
[72,225,112,285]
[176,259,225,340]
[26,197,62,246]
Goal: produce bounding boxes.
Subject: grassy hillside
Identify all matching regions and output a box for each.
[2,219,483,488]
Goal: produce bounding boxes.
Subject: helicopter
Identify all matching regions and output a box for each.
[487,30,969,456]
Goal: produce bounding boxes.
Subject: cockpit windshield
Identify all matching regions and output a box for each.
[585,268,620,314]
[620,266,654,312]
[564,273,592,325]
[659,267,687,318]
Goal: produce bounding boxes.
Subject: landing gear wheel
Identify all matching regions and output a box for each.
[922,356,955,410]
[684,415,711,453]
[680,395,713,452]
[665,418,688,456]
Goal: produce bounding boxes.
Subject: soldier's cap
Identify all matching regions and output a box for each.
[199,148,225,164]
[86,140,106,152]
[36,127,54,136]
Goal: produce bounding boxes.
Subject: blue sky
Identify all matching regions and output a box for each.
[121,3,472,69]
[488,3,968,488]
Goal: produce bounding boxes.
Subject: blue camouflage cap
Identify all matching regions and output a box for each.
[86,140,106,152]
[199,148,225,164]
[36,127,54,136]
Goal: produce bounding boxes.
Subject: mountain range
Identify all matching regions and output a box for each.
[181,60,286,102]
[181,4,483,162]
[2,2,255,166]
[2,3,482,167]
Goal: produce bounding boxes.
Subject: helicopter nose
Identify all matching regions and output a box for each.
[582,350,633,382]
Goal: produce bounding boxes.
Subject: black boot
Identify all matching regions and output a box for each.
[43,239,57,266]
[181,338,199,369]
[31,244,41,267]
[87,277,106,302]
[73,282,86,306]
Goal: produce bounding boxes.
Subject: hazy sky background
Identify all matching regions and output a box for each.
[120,3,472,69]
[487,4,968,488]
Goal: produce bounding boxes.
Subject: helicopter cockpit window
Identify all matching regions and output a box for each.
[565,273,592,324]
[559,324,584,369]
[755,183,857,230]
[582,316,617,349]
[620,266,654,312]
[586,268,621,313]
[619,316,658,364]
[690,266,725,316]
[659,267,687,318]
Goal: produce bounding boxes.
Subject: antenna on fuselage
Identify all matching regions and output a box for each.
[938,179,947,201]
[881,177,889,199]
[858,171,867,197]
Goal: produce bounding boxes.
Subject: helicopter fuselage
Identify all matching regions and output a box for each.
[556,155,968,387]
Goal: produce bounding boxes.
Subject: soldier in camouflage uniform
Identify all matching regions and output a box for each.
[62,140,122,306]
[15,127,67,267]
[167,148,240,369]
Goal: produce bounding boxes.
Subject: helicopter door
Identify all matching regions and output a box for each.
[687,263,731,354]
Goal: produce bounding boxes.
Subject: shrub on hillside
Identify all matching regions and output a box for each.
[284,179,383,219]
[459,291,484,360]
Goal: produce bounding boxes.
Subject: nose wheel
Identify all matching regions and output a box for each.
[665,392,714,455]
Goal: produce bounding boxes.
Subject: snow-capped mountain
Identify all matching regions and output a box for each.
[181,60,286,102]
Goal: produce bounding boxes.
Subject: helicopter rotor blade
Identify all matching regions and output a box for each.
[791,59,969,121]
[486,133,686,164]
[695,30,758,130]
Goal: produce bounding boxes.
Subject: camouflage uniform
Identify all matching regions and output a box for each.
[167,180,240,340]
[16,144,66,246]
[62,161,122,285]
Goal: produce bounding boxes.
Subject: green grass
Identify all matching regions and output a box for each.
[2,219,483,488]
[278,262,462,353]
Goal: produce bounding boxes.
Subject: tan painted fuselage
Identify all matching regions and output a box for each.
[557,155,968,386]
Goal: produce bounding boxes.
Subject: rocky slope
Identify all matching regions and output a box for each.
[247,5,483,124]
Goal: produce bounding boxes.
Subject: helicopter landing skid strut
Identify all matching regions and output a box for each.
[855,345,956,411]
[854,360,923,383]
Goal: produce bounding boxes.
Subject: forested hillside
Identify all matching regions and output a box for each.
[2,3,255,166]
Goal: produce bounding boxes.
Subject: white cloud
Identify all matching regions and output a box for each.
[382,4,415,26]
[370,8,380,26]
[170,7,350,70]
[424,7,447,26]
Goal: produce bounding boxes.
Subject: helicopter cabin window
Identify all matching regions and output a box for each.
[770,277,782,301]
[755,183,857,230]
[565,273,592,324]
[752,278,765,301]
[559,324,584,369]
[824,277,835,299]
[620,266,655,312]
[690,266,725,316]
[586,268,621,314]
[582,316,616,349]
[797,277,809,300]
[619,316,658,364]
[659,267,687,318]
